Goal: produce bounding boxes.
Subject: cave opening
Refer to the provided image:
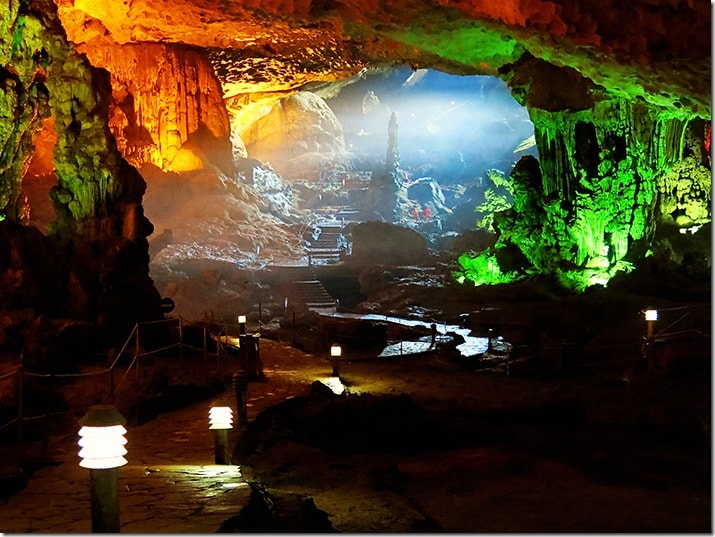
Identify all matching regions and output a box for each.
[143,66,538,277]
[325,67,537,193]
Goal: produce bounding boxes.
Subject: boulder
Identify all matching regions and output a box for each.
[348,221,430,267]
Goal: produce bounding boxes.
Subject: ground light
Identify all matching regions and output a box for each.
[331,344,342,377]
[78,405,128,533]
[641,308,659,361]
[318,376,346,395]
[209,406,233,465]
[238,315,247,335]
[644,309,658,338]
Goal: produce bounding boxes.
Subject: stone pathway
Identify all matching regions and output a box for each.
[0,339,326,533]
[0,396,252,533]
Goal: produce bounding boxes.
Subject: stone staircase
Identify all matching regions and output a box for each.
[304,212,355,265]
[280,266,337,310]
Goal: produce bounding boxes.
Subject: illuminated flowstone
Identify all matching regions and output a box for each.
[455,99,712,291]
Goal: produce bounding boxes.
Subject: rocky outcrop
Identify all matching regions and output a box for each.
[86,43,233,175]
[349,221,430,267]
[240,92,347,181]
[1,0,162,341]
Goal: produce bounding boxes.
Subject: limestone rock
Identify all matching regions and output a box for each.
[242,92,348,180]
[349,221,430,267]
[87,43,233,175]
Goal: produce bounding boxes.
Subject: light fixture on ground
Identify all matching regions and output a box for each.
[238,315,247,335]
[330,344,342,377]
[78,405,128,533]
[644,309,658,338]
[640,308,659,361]
[209,406,233,464]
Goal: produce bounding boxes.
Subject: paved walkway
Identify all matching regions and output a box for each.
[0,340,326,533]
[0,397,251,533]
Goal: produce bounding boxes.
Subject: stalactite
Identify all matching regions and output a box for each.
[457,95,709,290]
[83,42,233,175]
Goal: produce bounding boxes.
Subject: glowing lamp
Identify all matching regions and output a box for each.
[238,315,247,335]
[78,405,127,533]
[209,406,234,430]
[78,425,128,469]
[209,406,233,465]
[330,344,342,377]
[78,405,127,469]
[644,309,658,340]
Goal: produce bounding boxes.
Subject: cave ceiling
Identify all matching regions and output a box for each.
[55,0,711,116]
[0,0,711,328]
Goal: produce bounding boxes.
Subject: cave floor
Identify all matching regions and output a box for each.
[0,337,710,533]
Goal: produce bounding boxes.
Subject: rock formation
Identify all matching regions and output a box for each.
[1,0,163,344]
[0,0,710,340]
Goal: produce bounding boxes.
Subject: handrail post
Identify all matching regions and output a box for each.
[109,367,115,404]
[17,361,24,454]
[203,325,207,362]
[135,322,140,383]
[179,318,184,366]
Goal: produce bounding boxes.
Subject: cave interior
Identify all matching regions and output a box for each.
[0,0,711,532]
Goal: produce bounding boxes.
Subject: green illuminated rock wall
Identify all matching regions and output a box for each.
[1,0,162,336]
[457,98,711,291]
[0,0,52,220]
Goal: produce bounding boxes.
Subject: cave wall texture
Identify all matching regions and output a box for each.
[0,0,711,333]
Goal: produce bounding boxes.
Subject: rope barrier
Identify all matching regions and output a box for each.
[656,328,711,339]
[693,328,711,338]
[181,343,207,352]
[120,354,139,383]
[136,341,181,357]
[0,367,20,381]
[23,369,109,379]
[138,317,181,326]
[109,323,138,370]
[641,304,709,313]
[0,417,19,432]
[22,410,70,422]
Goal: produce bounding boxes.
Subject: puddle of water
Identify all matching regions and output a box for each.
[323,312,495,358]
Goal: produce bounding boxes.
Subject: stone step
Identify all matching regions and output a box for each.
[289,279,336,309]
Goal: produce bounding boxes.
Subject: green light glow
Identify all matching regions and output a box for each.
[10,15,26,57]
[555,259,634,292]
[455,98,710,292]
[384,19,524,71]
[454,250,523,286]
[475,169,513,231]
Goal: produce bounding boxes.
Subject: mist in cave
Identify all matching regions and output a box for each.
[327,67,538,187]
[143,67,539,284]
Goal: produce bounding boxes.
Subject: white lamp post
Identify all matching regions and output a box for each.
[238,315,247,335]
[78,405,127,533]
[644,309,658,338]
[209,406,233,464]
[330,344,342,377]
